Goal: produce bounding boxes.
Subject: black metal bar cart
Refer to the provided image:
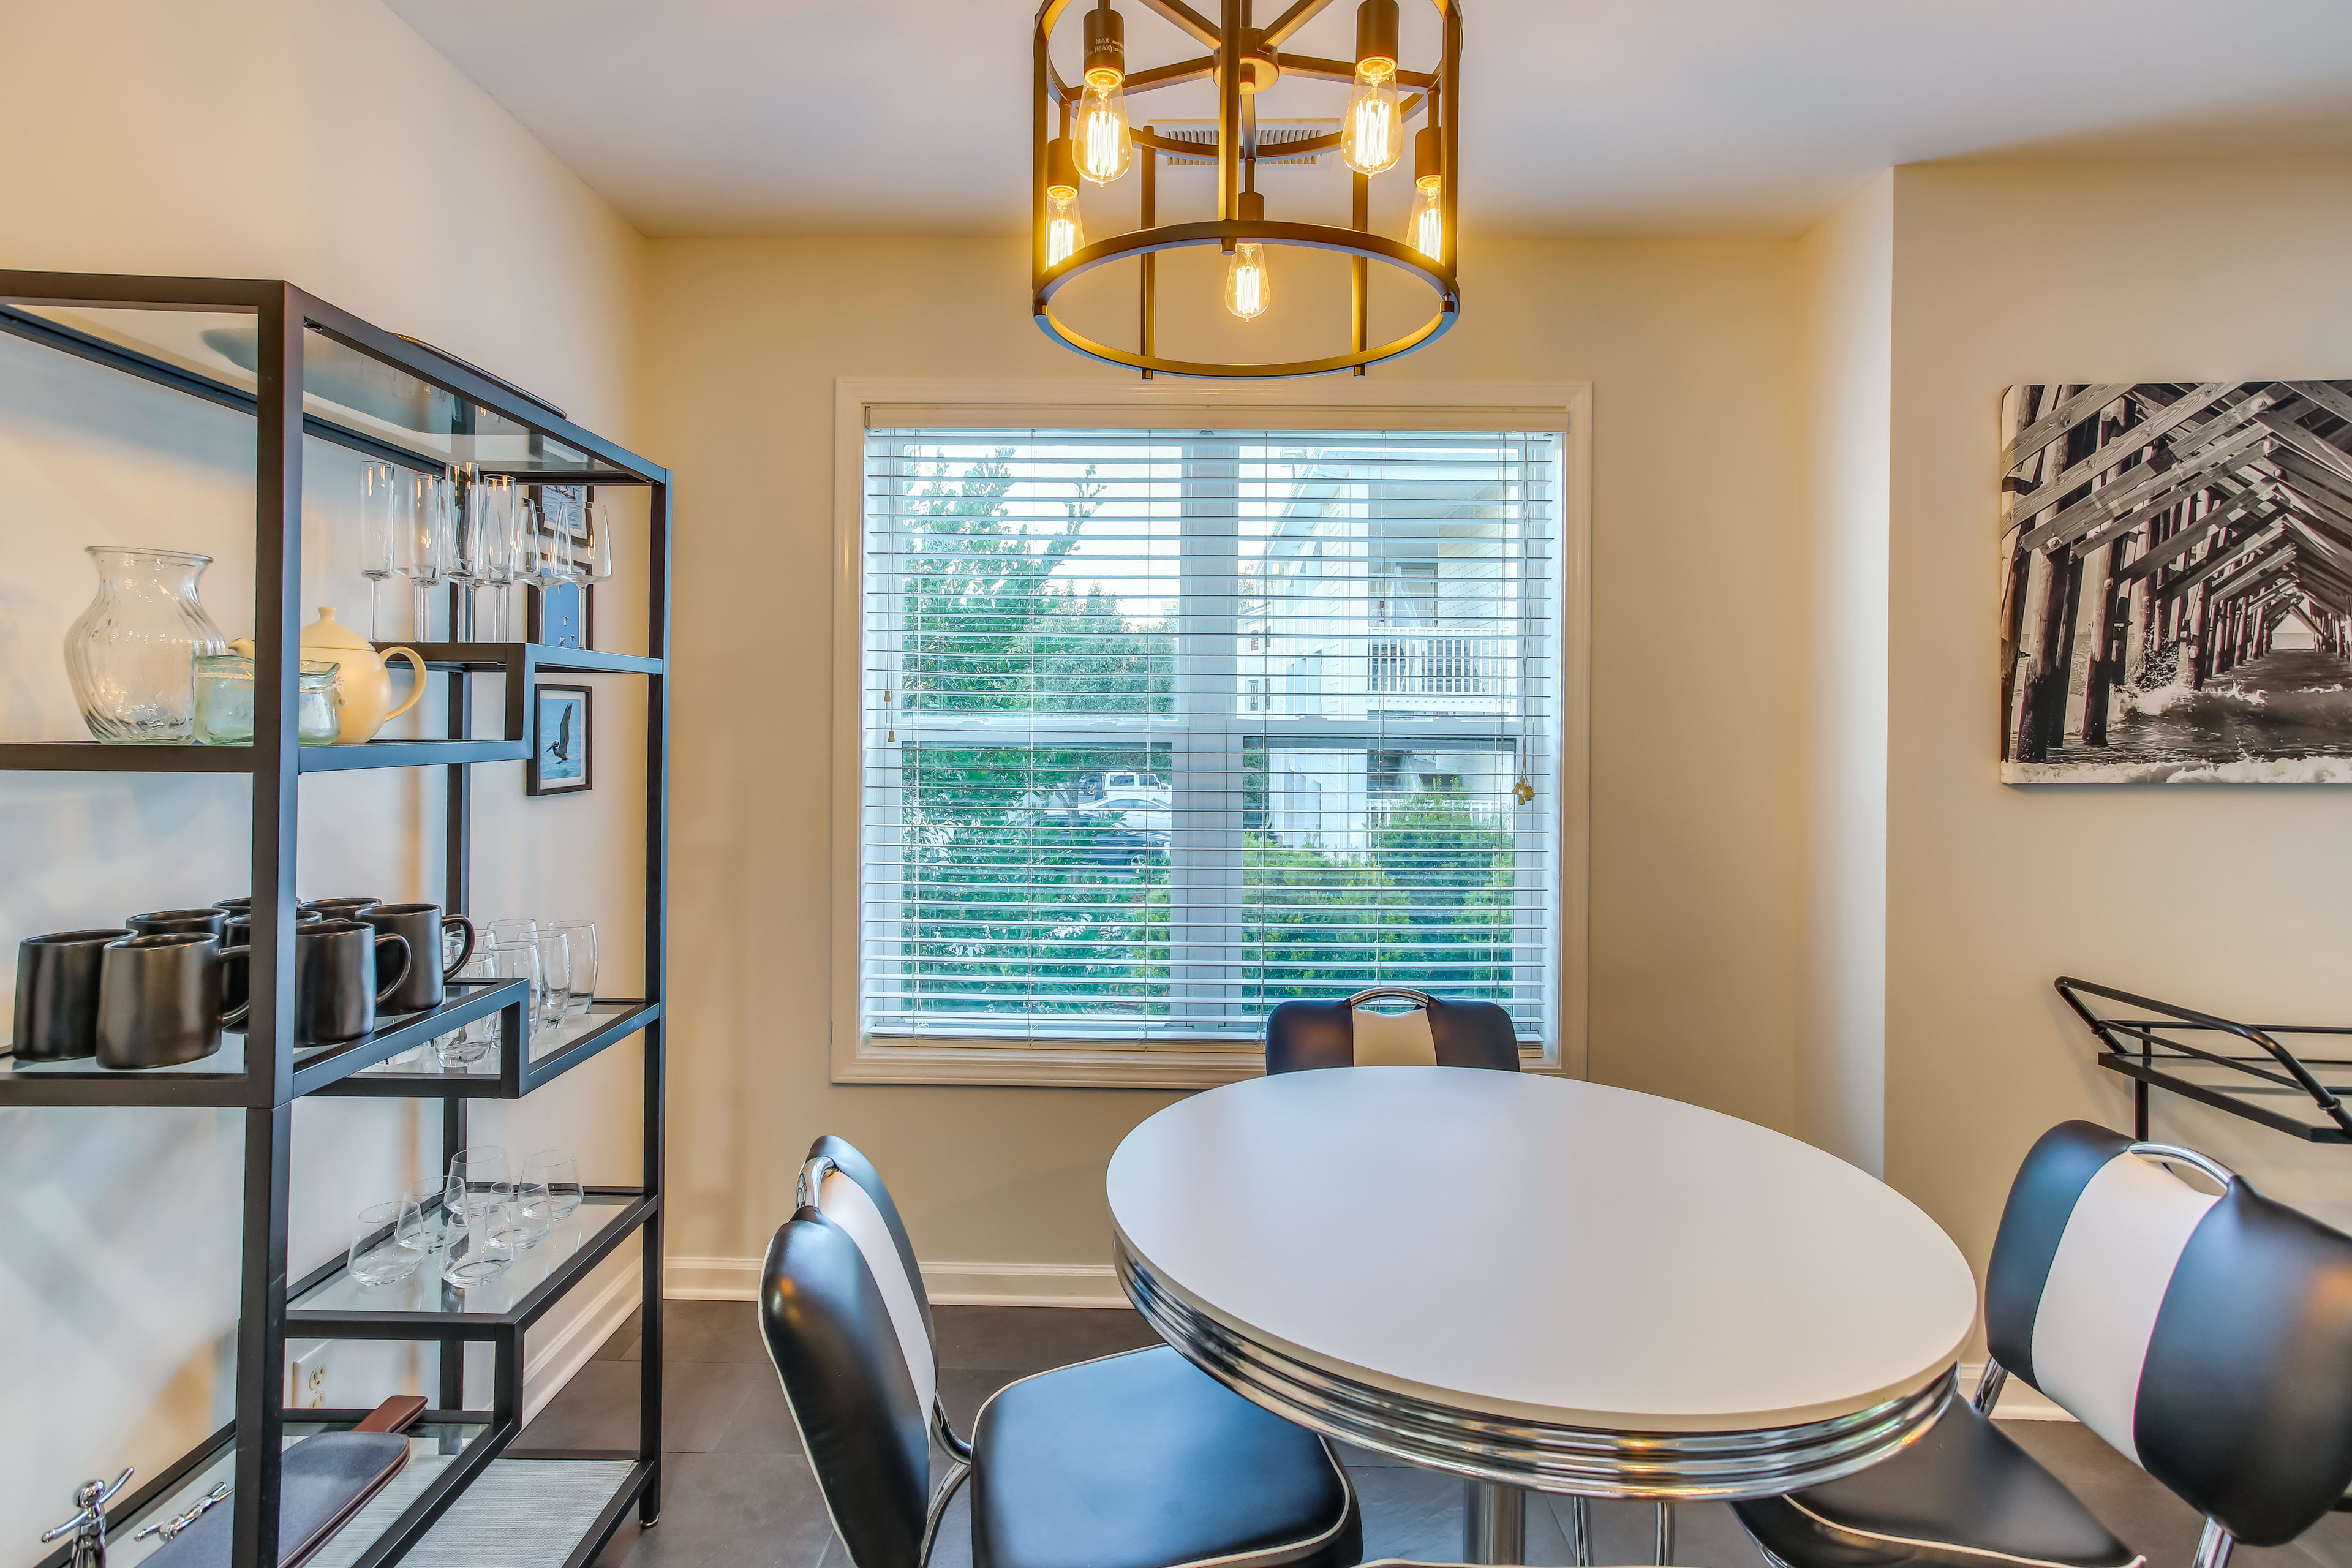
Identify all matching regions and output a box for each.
[2,271,670,1568]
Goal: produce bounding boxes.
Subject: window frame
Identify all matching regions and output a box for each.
[831,378,1593,1090]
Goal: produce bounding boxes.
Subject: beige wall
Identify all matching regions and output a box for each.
[1796,176,1893,1175]
[1885,157,2352,1273]
[642,233,1810,1280]
[0,0,649,1553]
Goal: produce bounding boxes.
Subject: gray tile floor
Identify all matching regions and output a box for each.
[532,1302,2352,1568]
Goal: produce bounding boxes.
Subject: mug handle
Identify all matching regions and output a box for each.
[217,944,252,1031]
[373,933,413,1005]
[379,647,428,725]
[440,914,477,981]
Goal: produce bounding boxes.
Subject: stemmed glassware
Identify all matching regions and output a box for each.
[358,464,401,639]
[522,499,575,603]
[454,473,514,639]
[577,499,619,589]
[395,475,454,641]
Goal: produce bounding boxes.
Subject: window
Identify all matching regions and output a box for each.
[837,396,1585,1088]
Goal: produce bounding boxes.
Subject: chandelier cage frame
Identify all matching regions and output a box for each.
[1031,0,1463,379]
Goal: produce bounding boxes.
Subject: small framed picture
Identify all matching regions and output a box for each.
[528,684,592,796]
[541,483,592,543]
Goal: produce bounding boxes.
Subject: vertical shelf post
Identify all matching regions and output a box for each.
[638,478,674,1522]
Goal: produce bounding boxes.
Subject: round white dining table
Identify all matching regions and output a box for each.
[1107,1067,1978,1566]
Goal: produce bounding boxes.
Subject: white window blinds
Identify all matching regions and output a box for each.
[861,425,1561,1049]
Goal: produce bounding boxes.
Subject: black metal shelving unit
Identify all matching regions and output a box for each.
[1,271,671,1568]
[2057,976,2352,1144]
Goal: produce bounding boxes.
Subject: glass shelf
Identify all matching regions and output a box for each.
[72,1416,493,1568]
[0,737,530,774]
[325,1000,660,1100]
[322,1456,644,1568]
[1,304,630,479]
[289,1191,652,1331]
[0,979,526,1107]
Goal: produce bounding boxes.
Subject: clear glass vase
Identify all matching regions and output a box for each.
[63,547,229,743]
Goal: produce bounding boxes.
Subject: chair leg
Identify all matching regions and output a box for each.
[2193,1520,2235,1568]
[1567,1496,1591,1568]
[1654,1501,1675,1566]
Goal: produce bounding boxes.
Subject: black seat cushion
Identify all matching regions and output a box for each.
[971,1346,1360,1568]
[1732,1401,2140,1568]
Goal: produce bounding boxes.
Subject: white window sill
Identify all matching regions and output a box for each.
[833,1033,1561,1089]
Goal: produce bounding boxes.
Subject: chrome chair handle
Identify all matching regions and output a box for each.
[1346,986,1435,1009]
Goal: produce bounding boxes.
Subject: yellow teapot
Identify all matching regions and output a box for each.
[298,607,425,744]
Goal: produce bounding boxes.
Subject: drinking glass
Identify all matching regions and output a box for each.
[484,937,543,1054]
[548,921,597,1014]
[578,499,619,586]
[439,950,500,1067]
[395,473,453,641]
[358,464,401,639]
[511,1179,556,1247]
[533,929,572,1036]
[398,1176,448,1256]
[524,1150,584,1221]
[443,1147,514,1287]
[485,918,538,949]
[350,1198,424,1286]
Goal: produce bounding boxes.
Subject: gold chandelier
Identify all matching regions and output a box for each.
[1031,0,1463,379]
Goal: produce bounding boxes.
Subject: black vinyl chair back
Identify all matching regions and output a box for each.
[1265,986,1520,1074]
[760,1136,950,1568]
[1985,1120,2352,1546]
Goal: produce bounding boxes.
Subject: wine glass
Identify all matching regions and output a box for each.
[522,499,575,602]
[358,464,401,639]
[578,498,619,588]
[450,473,508,640]
[396,474,453,641]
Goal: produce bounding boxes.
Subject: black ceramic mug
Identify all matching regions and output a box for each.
[292,920,411,1045]
[217,907,328,1028]
[304,896,385,922]
[126,907,229,938]
[360,904,477,1014]
[13,929,134,1061]
[94,932,251,1069]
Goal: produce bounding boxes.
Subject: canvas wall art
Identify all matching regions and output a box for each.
[2000,381,2352,783]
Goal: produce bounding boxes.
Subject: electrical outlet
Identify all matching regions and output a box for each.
[289,1343,330,1409]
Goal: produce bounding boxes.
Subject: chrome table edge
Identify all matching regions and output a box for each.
[1116,1240,1955,1501]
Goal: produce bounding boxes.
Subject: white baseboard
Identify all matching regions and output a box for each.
[664,1256,1128,1308]
[1959,1362,2073,1420]
[522,1258,644,1424]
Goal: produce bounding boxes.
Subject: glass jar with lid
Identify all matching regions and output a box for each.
[192,649,344,745]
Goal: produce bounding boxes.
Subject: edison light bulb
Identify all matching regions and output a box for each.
[1408,175,1442,260]
[1047,186,1085,268]
[1076,74,1133,183]
[1225,243,1271,320]
[1341,62,1401,175]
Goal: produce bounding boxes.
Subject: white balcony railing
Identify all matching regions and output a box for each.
[1368,630,1510,697]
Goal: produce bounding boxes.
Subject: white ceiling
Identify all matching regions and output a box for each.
[385,0,2352,238]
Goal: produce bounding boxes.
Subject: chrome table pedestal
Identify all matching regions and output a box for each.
[1464,1480,1526,1565]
